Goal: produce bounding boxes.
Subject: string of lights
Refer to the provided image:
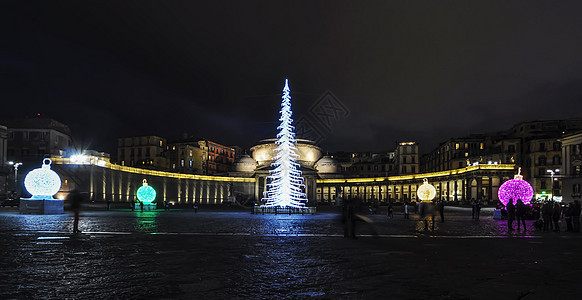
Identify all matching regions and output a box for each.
[262,79,307,208]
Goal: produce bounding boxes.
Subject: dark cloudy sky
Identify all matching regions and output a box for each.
[2,1,582,155]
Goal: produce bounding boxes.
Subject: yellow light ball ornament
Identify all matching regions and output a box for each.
[417,178,436,202]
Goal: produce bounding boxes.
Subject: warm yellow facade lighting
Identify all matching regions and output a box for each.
[50,156,255,183]
[317,164,516,184]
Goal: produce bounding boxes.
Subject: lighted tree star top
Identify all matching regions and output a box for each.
[498,167,534,207]
[262,79,307,208]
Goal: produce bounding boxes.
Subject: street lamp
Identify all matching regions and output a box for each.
[8,161,23,196]
[546,169,560,201]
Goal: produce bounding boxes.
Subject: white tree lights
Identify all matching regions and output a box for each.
[262,79,308,209]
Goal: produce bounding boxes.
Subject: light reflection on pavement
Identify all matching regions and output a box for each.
[1,208,581,299]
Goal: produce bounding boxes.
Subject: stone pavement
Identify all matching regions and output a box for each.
[1,206,581,299]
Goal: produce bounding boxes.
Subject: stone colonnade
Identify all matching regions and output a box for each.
[52,163,255,205]
[317,166,516,205]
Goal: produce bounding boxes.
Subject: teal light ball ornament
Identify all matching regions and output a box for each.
[136,179,156,204]
[24,158,61,199]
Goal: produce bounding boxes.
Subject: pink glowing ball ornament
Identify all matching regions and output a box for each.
[498,167,534,207]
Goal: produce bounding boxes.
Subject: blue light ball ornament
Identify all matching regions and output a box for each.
[136,179,156,204]
[24,158,62,199]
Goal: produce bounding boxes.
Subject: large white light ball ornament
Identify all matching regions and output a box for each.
[24,158,61,198]
[417,178,436,202]
[136,179,156,204]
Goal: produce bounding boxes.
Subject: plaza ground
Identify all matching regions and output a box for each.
[1,206,581,299]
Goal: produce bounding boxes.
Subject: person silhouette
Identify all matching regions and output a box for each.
[67,189,84,233]
[507,199,516,232]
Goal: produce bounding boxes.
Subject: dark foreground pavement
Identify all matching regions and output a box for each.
[1,207,581,299]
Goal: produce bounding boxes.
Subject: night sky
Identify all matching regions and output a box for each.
[3,1,582,156]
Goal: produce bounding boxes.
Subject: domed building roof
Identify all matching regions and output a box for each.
[250,138,322,169]
[316,156,339,174]
[233,154,257,173]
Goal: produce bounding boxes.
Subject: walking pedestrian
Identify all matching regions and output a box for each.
[564,203,573,232]
[194,200,199,213]
[404,202,409,219]
[386,202,393,219]
[542,201,553,231]
[572,200,581,233]
[140,201,144,212]
[507,199,516,231]
[516,199,527,231]
[471,198,476,219]
[418,201,434,231]
[475,200,481,220]
[67,189,84,234]
[438,200,445,223]
[552,202,562,232]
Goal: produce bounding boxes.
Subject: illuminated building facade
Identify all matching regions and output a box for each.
[316,164,516,205]
[559,131,582,203]
[421,118,582,201]
[250,138,320,203]
[198,139,235,175]
[0,124,9,195]
[1,118,72,162]
[117,136,168,170]
[395,142,419,175]
[0,125,7,164]
[166,140,205,174]
[332,151,395,178]
[50,155,254,205]
[50,149,516,207]
[0,118,72,196]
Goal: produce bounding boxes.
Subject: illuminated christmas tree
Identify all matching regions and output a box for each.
[262,79,307,208]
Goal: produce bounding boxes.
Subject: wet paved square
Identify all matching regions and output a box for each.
[1,207,581,299]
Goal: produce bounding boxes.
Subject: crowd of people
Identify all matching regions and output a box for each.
[500,199,581,233]
[342,197,582,238]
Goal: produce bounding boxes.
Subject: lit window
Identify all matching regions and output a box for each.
[480,143,484,150]
[465,152,469,157]
[455,143,459,150]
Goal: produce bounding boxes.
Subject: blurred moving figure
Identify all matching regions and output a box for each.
[67,189,84,234]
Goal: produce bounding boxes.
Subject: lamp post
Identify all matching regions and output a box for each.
[8,161,23,196]
[546,169,560,201]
